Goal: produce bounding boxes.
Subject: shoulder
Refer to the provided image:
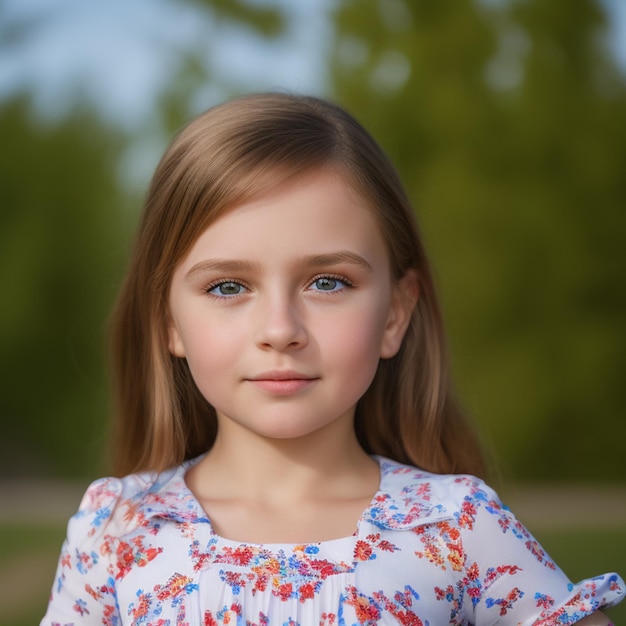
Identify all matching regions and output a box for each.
[42,462,202,622]
[368,456,503,531]
[71,458,205,540]
[371,458,626,624]
[68,470,154,543]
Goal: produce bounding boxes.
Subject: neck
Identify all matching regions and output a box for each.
[189,413,377,505]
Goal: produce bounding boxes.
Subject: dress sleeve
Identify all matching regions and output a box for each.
[40,477,123,626]
[455,478,624,625]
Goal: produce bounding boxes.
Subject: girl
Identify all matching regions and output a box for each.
[42,93,623,625]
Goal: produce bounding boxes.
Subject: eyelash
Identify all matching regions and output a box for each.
[308,274,354,293]
[204,274,354,299]
[204,279,249,299]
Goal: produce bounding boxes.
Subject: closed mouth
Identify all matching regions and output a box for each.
[246,372,319,395]
[249,371,317,382]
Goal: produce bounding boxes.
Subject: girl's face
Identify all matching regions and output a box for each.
[167,170,416,444]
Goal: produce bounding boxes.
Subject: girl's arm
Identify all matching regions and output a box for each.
[454,476,624,624]
[41,477,122,625]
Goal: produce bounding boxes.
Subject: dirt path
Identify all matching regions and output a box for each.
[3,479,626,528]
[505,483,626,531]
[0,478,89,524]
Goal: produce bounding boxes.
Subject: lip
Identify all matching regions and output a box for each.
[247,371,318,395]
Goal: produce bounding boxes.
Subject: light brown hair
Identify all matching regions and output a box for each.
[109,92,486,478]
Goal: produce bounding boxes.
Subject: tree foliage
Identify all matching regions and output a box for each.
[0,99,130,476]
[0,0,288,478]
[329,0,626,481]
[1,0,624,482]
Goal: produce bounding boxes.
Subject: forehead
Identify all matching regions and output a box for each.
[177,170,390,270]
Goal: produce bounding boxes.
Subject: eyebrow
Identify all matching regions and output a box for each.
[302,251,373,272]
[185,259,260,280]
[185,250,373,281]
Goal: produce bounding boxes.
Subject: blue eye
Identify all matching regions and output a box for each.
[207,281,246,297]
[310,276,348,292]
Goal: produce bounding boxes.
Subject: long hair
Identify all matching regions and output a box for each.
[109,92,486,478]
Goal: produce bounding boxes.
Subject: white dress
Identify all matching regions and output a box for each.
[41,456,624,625]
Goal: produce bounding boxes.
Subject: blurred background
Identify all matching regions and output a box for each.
[1,0,625,623]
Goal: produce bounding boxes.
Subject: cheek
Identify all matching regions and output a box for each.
[184,349,234,411]
[177,324,236,389]
[322,304,389,372]
[328,325,384,408]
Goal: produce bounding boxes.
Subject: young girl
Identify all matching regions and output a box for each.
[42,93,623,625]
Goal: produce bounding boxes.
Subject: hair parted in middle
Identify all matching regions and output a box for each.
[109,92,486,479]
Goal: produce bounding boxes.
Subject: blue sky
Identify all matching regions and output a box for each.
[1,0,624,130]
[0,0,331,128]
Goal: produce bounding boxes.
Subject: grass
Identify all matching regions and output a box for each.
[0,523,67,626]
[532,527,626,623]
[2,523,623,625]
[0,522,67,561]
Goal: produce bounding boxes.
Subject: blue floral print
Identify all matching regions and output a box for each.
[41,457,624,625]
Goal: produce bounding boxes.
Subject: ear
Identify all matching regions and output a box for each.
[167,316,186,358]
[380,270,419,359]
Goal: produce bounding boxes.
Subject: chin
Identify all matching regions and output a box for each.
[248,419,333,442]
[257,426,321,441]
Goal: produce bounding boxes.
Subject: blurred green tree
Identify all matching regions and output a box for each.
[0,99,129,476]
[329,0,626,481]
[2,0,625,483]
[0,0,288,478]
[153,0,285,136]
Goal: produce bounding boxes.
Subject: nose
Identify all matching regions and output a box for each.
[254,293,308,352]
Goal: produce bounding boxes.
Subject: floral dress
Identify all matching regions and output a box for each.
[41,456,624,625]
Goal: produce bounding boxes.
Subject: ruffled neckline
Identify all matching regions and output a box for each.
[122,455,457,548]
